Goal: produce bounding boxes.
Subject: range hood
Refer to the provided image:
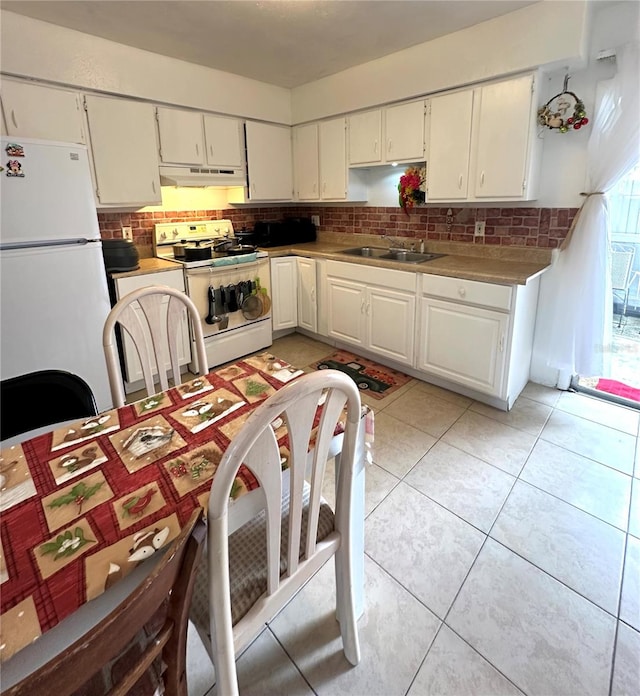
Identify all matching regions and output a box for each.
[159,165,246,187]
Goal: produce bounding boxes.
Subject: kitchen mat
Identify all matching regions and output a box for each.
[311,350,412,400]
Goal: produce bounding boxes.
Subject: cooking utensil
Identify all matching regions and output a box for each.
[172,240,188,258]
[254,278,271,316]
[184,241,212,261]
[234,227,257,245]
[205,286,217,324]
[241,294,262,320]
[226,284,238,312]
[227,244,256,256]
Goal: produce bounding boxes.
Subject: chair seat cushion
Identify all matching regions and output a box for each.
[229,501,335,625]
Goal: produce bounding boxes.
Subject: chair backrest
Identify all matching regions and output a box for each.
[0,369,98,441]
[206,370,361,683]
[6,509,206,696]
[611,245,635,290]
[103,285,209,407]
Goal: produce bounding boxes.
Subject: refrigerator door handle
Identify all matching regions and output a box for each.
[0,238,100,252]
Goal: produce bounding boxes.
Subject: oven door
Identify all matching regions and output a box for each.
[184,258,273,368]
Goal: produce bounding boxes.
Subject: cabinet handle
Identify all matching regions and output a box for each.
[458,174,463,189]
[458,287,466,298]
[323,182,327,193]
[311,286,316,302]
[480,171,485,187]
[313,182,317,193]
[374,139,378,154]
[361,299,366,314]
[499,335,505,352]
[209,144,214,157]
[11,109,18,129]
[152,180,156,194]
[387,139,392,153]
[366,302,370,316]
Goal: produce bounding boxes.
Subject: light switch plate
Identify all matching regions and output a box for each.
[311,215,320,227]
[122,226,133,240]
[474,221,485,237]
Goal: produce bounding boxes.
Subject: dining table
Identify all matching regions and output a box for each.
[0,350,370,683]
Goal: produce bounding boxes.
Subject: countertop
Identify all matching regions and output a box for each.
[118,238,551,286]
[263,236,552,286]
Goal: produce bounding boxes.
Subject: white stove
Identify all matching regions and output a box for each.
[154,220,273,370]
[154,219,267,268]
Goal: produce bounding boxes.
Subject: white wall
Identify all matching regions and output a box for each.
[291,1,590,124]
[0,11,291,125]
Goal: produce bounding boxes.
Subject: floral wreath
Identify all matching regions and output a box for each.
[398,166,426,214]
[537,75,588,133]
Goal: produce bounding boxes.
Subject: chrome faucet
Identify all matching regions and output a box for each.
[384,235,415,252]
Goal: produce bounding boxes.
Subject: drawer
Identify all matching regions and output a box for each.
[421,274,512,311]
[326,260,416,293]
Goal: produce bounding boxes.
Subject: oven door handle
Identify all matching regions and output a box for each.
[184,259,266,275]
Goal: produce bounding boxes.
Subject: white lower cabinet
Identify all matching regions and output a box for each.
[327,261,416,366]
[270,257,298,331]
[114,269,191,388]
[297,257,317,333]
[417,273,539,406]
[418,298,509,396]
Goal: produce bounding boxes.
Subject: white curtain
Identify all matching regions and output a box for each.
[539,41,640,387]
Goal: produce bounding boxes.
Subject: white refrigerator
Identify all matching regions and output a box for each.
[1,136,113,412]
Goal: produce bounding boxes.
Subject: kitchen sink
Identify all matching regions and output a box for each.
[339,247,446,264]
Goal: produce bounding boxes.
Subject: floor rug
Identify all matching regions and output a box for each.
[312,350,412,399]
[595,378,640,403]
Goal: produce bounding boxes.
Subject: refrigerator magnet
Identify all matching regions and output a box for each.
[5,143,25,157]
[6,160,25,177]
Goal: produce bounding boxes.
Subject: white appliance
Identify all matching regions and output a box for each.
[153,220,272,368]
[0,136,113,412]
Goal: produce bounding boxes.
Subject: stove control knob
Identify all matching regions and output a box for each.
[172,228,179,238]
[160,232,167,241]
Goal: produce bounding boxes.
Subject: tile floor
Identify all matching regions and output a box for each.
[186,333,640,696]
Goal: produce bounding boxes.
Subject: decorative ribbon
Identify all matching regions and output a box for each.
[559,191,605,250]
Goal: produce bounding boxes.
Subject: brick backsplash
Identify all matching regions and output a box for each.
[98,206,577,250]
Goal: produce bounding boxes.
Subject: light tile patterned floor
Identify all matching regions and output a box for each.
[187,333,640,696]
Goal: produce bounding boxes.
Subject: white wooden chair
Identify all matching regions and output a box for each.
[103,285,208,407]
[190,369,362,696]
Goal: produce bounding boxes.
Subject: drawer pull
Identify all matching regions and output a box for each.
[458,287,466,298]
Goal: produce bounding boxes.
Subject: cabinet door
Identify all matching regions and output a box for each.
[157,108,204,165]
[85,96,161,206]
[418,297,508,396]
[327,278,366,346]
[319,117,347,200]
[367,286,415,366]
[385,101,425,163]
[1,80,85,144]
[203,115,243,168]
[348,109,382,165]
[115,270,190,385]
[293,123,319,200]
[270,257,298,330]
[245,122,293,200]
[297,257,317,333]
[427,91,473,200]
[473,74,534,198]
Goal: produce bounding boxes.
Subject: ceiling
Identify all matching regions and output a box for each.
[1,1,538,88]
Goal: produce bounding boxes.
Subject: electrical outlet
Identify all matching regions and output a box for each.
[122,226,133,241]
[474,221,486,237]
[311,215,320,227]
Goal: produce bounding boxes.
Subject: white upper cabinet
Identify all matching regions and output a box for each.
[245,121,293,201]
[203,115,243,169]
[156,107,204,165]
[384,101,425,163]
[426,90,474,200]
[348,109,382,165]
[426,73,540,202]
[293,123,320,200]
[1,80,85,144]
[319,117,348,200]
[471,74,536,198]
[85,95,161,207]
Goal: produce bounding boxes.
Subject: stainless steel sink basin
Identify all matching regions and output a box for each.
[380,251,446,264]
[339,247,446,264]
[340,246,389,258]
